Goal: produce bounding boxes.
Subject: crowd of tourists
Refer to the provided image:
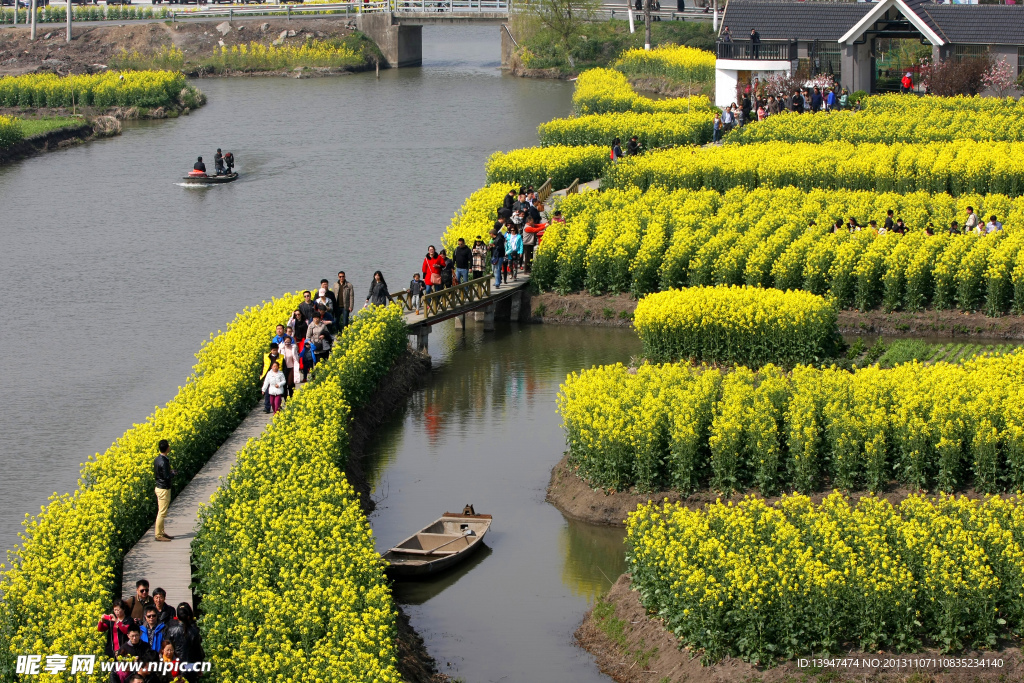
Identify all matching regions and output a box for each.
[97,579,203,683]
[412,187,561,313]
[825,206,1003,236]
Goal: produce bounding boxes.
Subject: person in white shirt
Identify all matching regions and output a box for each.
[261,361,286,413]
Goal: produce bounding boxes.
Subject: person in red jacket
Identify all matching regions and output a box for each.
[523,216,547,273]
[901,72,913,94]
[98,599,135,658]
[421,245,444,293]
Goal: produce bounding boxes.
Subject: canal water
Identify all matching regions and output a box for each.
[367,323,639,682]
[0,26,573,552]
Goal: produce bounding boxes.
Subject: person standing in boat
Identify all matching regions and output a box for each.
[193,157,206,173]
[214,149,225,175]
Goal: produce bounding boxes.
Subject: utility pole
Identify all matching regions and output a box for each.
[712,0,717,32]
[66,0,72,42]
[30,0,37,41]
[644,0,651,50]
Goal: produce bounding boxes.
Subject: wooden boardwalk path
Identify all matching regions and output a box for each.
[120,406,272,605]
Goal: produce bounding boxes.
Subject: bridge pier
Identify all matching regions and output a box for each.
[415,326,430,352]
[454,313,467,329]
[483,304,496,332]
[509,292,522,322]
[357,13,423,68]
[474,310,486,322]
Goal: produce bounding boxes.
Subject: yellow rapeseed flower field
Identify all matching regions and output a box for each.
[627,493,1024,664]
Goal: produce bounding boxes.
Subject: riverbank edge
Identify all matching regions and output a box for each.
[342,348,448,683]
[0,119,118,165]
[529,291,1024,339]
[508,62,708,98]
[578,574,1024,683]
[547,450,1024,529]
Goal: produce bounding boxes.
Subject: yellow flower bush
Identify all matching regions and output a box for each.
[604,141,1024,197]
[193,304,407,683]
[539,110,713,149]
[627,493,1024,664]
[613,45,716,83]
[440,183,516,253]
[0,71,197,108]
[485,145,609,190]
[633,286,838,366]
[0,293,302,675]
[559,349,1024,494]
[727,95,1024,145]
[529,185,1024,315]
[0,114,24,149]
[572,68,715,116]
[207,40,364,71]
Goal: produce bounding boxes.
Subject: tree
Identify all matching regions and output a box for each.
[526,0,601,68]
[984,58,1018,97]
[919,56,991,97]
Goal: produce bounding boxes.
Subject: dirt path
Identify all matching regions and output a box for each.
[0,18,368,77]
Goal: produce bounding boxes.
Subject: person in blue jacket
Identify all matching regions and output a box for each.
[140,607,166,652]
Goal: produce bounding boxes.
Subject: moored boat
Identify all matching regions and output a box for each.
[181,172,238,185]
[384,505,492,578]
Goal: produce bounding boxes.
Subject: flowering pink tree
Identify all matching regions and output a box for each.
[983,58,1018,97]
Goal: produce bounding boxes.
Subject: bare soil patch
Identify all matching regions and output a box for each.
[547,452,1009,528]
[530,292,1024,340]
[530,291,637,328]
[0,18,369,77]
[578,574,1023,683]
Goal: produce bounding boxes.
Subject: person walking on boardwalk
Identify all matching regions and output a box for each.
[472,237,488,280]
[454,238,473,285]
[490,228,506,288]
[98,599,134,658]
[422,246,443,294]
[279,337,301,397]
[366,270,391,307]
[151,588,176,625]
[261,361,286,414]
[140,606,167,652]
[261,343,283,413]
[332,271,355,330]
[439,249,454,289]
[125,580,153,621]
[298,290,316,324]
[165,603,203,682]
[153,441,174,542]
[289,310,308,342]
[409,273,425,314]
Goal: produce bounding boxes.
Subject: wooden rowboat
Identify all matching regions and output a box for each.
[181,172,238,185]
[384,505,492,578]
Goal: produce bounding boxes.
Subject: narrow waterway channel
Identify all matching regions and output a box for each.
[368,323,640,682]
[0,27,572,552]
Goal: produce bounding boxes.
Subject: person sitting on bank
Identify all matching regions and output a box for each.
[193,157,206,173]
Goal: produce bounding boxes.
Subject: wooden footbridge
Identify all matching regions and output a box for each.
[391,273,531,350]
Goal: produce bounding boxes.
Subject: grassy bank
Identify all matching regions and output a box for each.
[0,114,86,150]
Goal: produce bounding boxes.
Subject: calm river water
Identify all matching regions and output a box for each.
[0,26,572,551]
[369,324,639,682]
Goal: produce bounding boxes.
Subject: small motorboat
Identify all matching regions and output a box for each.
[384,505,492,578]
[181,171,238,185]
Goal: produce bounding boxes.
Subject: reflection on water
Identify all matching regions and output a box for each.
[368,321,641,682]
[560,520,628,601]
[393,544,494,606]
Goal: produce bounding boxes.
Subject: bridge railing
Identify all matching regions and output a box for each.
[362,0,509,11]
[392,275,493,321]
[168,2,357,19]
[565,178,580,195]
